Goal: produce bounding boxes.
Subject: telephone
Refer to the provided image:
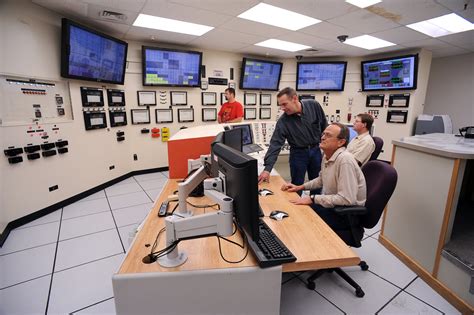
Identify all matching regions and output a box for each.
[459,126,474,138]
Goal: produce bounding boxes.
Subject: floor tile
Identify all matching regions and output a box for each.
[60,212,116,241]
[107,191,152,210]
[0,243,55,289]
[118,224,139,252]
[55,229,123,272]
[161,171,169,178]
[138,177,167,190]
[77,190,106,203]
[282,272,298,284]
[48,254,124,315]
[19,210,61,229]
[72,297,116,314]
[280,277,343,315]
[63,198,110,220]
[0,275,51,315]
[144,188,163,201]
[105,182,143,197]
[378,291,442,314]
[112,203,153,228]
[0,221,59,255]
[302,269,400,314]
[134,172,166,182]
[353,237,417,288]
[365,219,382,236]
[405,278,461,314]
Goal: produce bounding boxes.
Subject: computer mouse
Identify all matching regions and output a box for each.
[258,188,274,196]
[270,210,289,221]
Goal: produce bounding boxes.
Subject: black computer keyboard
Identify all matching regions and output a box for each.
[246,220,297,268]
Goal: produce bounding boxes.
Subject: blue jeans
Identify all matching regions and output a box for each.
[289,146,322,195]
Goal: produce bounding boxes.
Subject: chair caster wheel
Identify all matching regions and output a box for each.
[359,261,369,271]
[355,288,365,298]
[306,281,316,290]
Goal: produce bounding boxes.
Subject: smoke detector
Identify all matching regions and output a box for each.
[98,10,128,22]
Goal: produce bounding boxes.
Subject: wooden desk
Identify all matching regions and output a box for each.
[113,175,359,314]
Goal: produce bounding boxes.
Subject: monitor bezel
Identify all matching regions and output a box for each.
[61,18,128,85]
[296,61,348,91]
[239,57,283,91]
[142,46,203,87]
[361,54,419,92]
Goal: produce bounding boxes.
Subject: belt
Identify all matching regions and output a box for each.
[291,144,319,150]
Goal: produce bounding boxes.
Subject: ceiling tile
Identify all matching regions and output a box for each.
[188,28,265,50]
[220,17,290,38]
[327,9,400,33]
[300,21,363,41]
[367,0,451,25]
[431,46,471,58]
[402,38,453,49]
[276,32,332,48]
[371,26,430,44]
[81,0,147,13]
[437,31,474,51]
[169,0,260,16]
[125,26,197,45]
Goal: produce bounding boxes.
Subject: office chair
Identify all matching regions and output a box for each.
[369,136,384,161]
[306,160,397,297]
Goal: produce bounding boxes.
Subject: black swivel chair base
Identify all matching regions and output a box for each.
[306,261,369,298]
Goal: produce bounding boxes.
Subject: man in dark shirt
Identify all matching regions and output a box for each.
[258,87,327,193]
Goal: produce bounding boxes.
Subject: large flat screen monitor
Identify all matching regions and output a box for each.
[239,58,282,91]
[361,54,418,91]
[142,46,202,87]
[296,62,347,91]
[211,142,260,241]
[61,18,128,85]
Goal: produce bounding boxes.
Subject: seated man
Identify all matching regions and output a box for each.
[347,113,375,166]
[281,123,366,230]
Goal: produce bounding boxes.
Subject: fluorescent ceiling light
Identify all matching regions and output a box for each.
[255,39,311,52]
[407,13,474,37]
[238,3,320,31]
[344,35,396,50]
[345,0,382,8]
[133,13,214,36]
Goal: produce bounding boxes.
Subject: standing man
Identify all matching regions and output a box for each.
[218,88,243,123]
[258,87,327,193]
[347,113,375,166]
[281,123,366,230]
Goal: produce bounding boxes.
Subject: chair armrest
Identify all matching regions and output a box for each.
[334,206,367,216]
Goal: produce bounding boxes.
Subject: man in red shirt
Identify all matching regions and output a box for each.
[218,88,243,123]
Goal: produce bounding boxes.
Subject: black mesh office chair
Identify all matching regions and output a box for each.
[369,136,384,161]
[306,160,398,297]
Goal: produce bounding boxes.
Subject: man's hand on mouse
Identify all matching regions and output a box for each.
[258,170,270,184]
[289,196,312,205]
[281,183,304,192]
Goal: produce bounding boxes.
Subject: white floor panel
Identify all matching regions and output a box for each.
[378,291,442,314]
[59,212,116,241]
[55,229,123,272]
[117,224,139,252]
[72,297,116,314]
[48,254,124,315]
[302,269,400,314]
[112,203,153,228]
[0,243,55,289]
[364,219,382,237]
[0,221,59,255]
[134,172,167,182]
[107,191,152,210]
[63,198,110,220]
[353,237,417,288]
[77,190,106,203]
[161,171,169,178]
[138,177,167,190]
[280,277,344,315]
[19,210,61,229]
[105,182,143,197]
[144,188,163,202]
[0,275,51,315]
[405,278,461,315]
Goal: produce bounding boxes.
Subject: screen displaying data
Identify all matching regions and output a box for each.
[67,24,127,84]
[362,55,417,91]
[240,58,282,91]
[297,62,347,91]
[143,47,202,87]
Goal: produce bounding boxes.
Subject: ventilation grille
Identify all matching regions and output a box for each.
[99,10,127,22]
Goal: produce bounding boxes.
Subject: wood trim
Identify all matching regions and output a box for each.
[380,145,397,236]
[379,234,474,314]
[432,159,461,278]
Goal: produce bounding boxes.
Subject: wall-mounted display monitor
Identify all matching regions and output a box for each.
[296,62,347,91]
[142,46,202,87]
[61,18,128,85]
[239,58,282,91]
[361,54,418,91]
[107,89,125,106]
[80,87,104,107]
[83,112,107,130]
[137,91,156,106]
[109,111,127,127]
[131,109,150,124]
[156,109,173,123]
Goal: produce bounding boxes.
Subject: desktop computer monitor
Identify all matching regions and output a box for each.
[231,124,253,146]
[211,142,260,242]
[211,129,243,177]
[347,125,358,142]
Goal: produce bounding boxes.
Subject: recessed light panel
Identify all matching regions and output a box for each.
[133,14,214,36]
[344,35,396,50]
[255,39,312,52]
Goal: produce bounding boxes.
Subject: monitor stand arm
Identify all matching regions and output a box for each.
[158,178,233,268]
